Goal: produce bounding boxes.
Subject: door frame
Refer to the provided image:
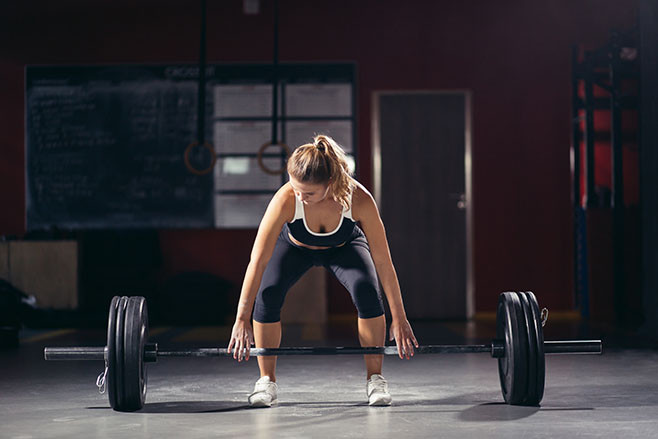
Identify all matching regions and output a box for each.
[371,90,474,318]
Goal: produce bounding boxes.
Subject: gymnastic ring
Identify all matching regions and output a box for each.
[257,141,290,175]
[184,141,217,176]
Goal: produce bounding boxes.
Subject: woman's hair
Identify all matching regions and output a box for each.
[287,134,355,210]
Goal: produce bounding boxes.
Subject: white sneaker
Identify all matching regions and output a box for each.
[367,374,392,406]
[248,376,278,407]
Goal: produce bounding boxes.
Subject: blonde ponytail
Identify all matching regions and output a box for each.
[286,134,355,210]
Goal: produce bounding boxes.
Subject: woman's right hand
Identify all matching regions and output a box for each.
[227,318,254,362]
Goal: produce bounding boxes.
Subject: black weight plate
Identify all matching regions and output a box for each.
[495,294,509,401]
[496,293,511,402]
[122,297,138,411]
[106,296,120,410]
[114,296,129,411]
[497,292,529,405]
[138,298,149,407]
[519,292,539,405]
[496,292,521,403]
[508,292,529,404]
[525,291,545,404]
[123,296,148,411]
[140,299,149,405]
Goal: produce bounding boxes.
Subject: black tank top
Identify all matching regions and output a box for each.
[285,194,356,247]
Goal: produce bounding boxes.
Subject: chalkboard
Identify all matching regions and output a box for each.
[25,63,356,230]
[25,65,215,230]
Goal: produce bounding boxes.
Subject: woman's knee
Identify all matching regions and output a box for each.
[254,285,286,323]
[350,280,384,318]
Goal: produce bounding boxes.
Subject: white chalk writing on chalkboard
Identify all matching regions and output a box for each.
[26,66,213,230]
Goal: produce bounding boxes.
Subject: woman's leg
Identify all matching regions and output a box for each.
[326,236,386,379]
[252,234,314,383]
[254,321,282,381]
[358,315,386,378]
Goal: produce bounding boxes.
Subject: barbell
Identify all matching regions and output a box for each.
[44,292,602,412]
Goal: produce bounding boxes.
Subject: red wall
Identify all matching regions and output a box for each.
[0,0,638,313]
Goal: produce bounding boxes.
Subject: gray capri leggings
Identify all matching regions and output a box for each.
[253,226,385,323]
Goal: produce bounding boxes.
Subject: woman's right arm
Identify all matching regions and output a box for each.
[227,185,293,361]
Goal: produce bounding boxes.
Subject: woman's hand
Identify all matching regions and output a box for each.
[227,318,254,362]
[388,318,419,360]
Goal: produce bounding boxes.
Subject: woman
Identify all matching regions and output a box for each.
[227,134,418,407]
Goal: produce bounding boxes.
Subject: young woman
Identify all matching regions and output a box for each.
[227,134,418,407]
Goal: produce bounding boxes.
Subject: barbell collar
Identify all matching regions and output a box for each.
[491,339,505,358]
[144,343,158,363]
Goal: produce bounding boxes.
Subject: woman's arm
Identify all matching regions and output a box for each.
[228,184,293,361]
[352,183,419,359]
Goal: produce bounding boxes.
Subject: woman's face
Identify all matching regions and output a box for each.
[289,176,330,205]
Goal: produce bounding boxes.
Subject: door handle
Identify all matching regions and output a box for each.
[449,193,467,210]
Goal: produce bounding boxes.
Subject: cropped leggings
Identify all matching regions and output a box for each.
[253,227,385,323]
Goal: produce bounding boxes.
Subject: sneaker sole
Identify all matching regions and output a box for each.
[249,398,278,408]
[368,397,392,406]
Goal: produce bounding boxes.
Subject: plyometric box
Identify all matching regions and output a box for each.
[0,241,78,309]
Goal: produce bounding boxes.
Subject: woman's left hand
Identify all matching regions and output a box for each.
[388,318,419,359]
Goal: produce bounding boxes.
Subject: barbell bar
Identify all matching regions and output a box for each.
[44,340,602,361]
[43,292,602,411]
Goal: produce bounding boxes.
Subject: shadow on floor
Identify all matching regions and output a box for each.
[458,402,540,422]
[87,401,250,414]
[85,383,653,417]
[542,384,658,408]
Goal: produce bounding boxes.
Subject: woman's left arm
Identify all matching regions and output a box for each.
[353,184,419,359]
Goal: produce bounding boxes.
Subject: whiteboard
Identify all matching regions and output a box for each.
[214,156,284,191]
[215,194,272,228]
[285,83,352,117]
[214,84,282,117]
[286,120,352,153]
[214,121,283,154]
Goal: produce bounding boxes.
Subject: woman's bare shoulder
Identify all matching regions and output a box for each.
[272,182,296,223]
[351,180,377,221]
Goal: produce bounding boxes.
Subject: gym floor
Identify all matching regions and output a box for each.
[1,318,657,439]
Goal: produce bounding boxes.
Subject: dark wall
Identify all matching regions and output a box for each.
[0,0,639,313]
[639,0,658,337]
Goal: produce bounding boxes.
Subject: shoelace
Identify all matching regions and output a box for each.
[369,378,388,395]
[251,380,277,397]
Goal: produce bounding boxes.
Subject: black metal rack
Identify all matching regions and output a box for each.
[570,29,639,320]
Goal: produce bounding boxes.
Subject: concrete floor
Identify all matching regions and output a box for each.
[2,322,658,439]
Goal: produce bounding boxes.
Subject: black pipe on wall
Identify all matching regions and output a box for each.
[639,0,658,338]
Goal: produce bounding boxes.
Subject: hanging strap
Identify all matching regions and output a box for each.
[257,0,289,176]
[271,0,279,145]
[197,0,208,145]
[185,0,216,176]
